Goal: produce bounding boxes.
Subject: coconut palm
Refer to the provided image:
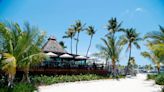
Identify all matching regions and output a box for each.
[0,22,19,87]
[106,17,122,37]
[145,25,164,43]
[59,41,67,49]
[141,51,161,73]
[0,22,46,83]
[120,28,142,74]
[97,35,123,76]
[86,26,96,57]
[16,23,46,83]
[1,53,16,87]
[145,25,164,63]
[63,28,75,53]
[72,20,85,55]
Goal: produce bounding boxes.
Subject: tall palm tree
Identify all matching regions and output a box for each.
[106,17,122,38]
[120,28,142,74]
[63,28,75,53]
[97,35,123,76]
[72,20,85,55]
[86,26,96,57]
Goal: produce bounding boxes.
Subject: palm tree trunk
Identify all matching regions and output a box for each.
[157,66,160,74]
[76,32,80,55]
[129,44,132,62]
[126,43,132,75]
[105,58,108,69]
[8,74,14,88]
[112,58,116,77]
[86,35,93,57]
[21,67,30,83]
[71,37,72,54]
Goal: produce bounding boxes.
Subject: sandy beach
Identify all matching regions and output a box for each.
[38,74,162,92]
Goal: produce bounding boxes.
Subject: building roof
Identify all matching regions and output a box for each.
[42,36,67,53]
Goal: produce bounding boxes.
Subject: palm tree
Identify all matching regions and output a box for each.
[145,25,164,44]
[145,25,164,63]
[72,20,85,55]
[0,22,19,87]
[63,28,75,53]
[142,26,164,73]
[59,41,67,49]
[0,22,46,83]
[86,26,96,57]
[141,51,161,73]
[17,23,46,83]
[1,53,16,87]
[106,17,122,38]
[120,28,142,74]
[97,35,123,76]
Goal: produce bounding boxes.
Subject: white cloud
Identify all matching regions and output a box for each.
[135,8,143,12]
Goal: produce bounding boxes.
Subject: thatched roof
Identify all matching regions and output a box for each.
[42,36,67,53]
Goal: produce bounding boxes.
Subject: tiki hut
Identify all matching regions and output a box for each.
[29,36,108,75]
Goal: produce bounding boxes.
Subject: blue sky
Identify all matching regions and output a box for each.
[0,0,164,65]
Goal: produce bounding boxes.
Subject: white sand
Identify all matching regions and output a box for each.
[38,74,162,92]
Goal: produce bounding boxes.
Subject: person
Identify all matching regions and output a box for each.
[92,62,97,69]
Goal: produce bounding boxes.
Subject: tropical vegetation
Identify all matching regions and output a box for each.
[94,17,124,77]
[86,26,96,57]
[120,28,142,74]
[147,73,164,85]
[63,28,75,53]
[0,22,46,86]
[141,26,164,73]
[71,20,85,55]
[0,18,164,91]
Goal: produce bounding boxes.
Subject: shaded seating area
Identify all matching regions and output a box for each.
[29,36,107,75]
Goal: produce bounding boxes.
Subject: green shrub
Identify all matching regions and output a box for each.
[162,87,164,92]
[0,86,8,92]
[12,83,36,92]
[32,74,106,85]
[0,83,36,92]
[147,74,157,80]
[155,73,164,85]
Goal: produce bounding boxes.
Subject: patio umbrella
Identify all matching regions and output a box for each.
[60,53,73,58]
[75,55,87,59]
[46,52,58,57]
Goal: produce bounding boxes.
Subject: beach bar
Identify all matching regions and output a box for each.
[29,36,108,75]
